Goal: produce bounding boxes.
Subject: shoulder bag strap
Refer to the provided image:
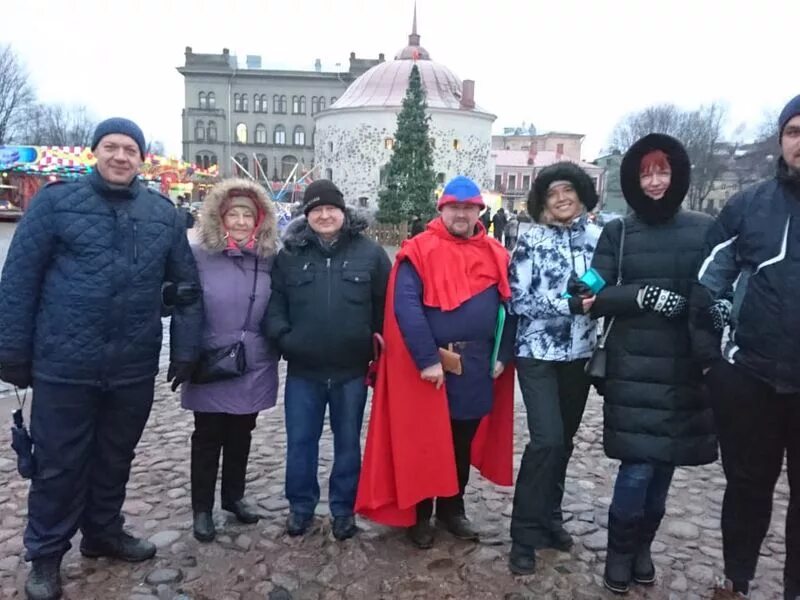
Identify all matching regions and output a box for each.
[239,257,259,340]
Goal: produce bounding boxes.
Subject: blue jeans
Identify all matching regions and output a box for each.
[284,375,368,519]
[610,462,674,521]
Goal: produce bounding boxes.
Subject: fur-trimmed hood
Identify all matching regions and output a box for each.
[621,133,690,224]
[281,208,370,251]
[198,178,278,258]
[528,161,599,224]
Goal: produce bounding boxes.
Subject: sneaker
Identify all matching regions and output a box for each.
[80,531,156,562]
[193,511,216,543]
[286,512,312,537]
[436,514,479,541]
[332,516,358,541]
[25,554,62,600]
[508,543,536,576]
[711,578,750,599]
[407,519,435,549]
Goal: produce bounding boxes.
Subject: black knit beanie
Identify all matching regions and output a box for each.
[779,94,800,139]
[302,179,345,215]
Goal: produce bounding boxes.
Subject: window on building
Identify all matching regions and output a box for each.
[257,155,268,179]
[281,155,298,179]
[436,172,445,184]
[331,96,338,106]
[453,139,461,150]
[318,97,326,111]
[379,165,389,186]
[494,175,502,190]
[195,154,204,168]
[293,126,305,146]
[198,92,207,109]
[195,120,205,141]
[254,95,261,113]
[234,153,249,176]
[242,95,248,112]
[273,95,280,113]
[325,168,333,180]
[195,152,217,170]
[384,138,394,149]
[299,96,306,114]
[274,125,286,145]
[235,123,247,144]
[261,94,268,112]
[208,92,215,109]
[255,124,267,144]
[210,154,217,166]
[557,143,564,154]
[522,174,531,189]
[508,175,517,190]
[311,97,319,114]
[234,94,242,112]
[207,121,217,142]
[358,197,368,208]
[292,96,306,115]
[328,141,333,153]
[279,95,287,113]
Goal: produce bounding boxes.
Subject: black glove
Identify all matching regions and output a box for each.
[568,295,589,315]
[167,361,195,392]
[162,282,201,308]
[566,273,593,298]
[0,363,32,389]
[639,285,687,318]
[708,299,732,331]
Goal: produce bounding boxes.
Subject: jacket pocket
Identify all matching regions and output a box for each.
[341,270,371,304]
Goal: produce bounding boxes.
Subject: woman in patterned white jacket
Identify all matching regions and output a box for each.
[507,161,602,575]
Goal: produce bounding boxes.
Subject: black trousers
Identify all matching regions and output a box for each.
[709,360,800,588]
[24,378,154,560]
[191,412,258,513]
[510,358,590,549]
[416,418,481,521]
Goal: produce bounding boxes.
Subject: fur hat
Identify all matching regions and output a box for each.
[91,117,147,159]
[199,178,278,258]
[437,175,485,210]
[528,162,598,223]
[302,179,345,215]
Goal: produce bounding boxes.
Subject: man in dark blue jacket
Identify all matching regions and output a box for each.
[0,118,202,600]
[698,95,800,600]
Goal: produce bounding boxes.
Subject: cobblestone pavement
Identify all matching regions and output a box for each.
[0,363,791,600]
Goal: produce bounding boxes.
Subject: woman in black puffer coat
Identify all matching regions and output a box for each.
[589,133,718,595]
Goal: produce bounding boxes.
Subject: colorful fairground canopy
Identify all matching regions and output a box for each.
[0,145,219,184]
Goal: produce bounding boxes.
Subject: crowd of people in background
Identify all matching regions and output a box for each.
[0,93,799,600]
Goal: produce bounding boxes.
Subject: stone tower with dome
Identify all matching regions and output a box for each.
[313,8,496,210]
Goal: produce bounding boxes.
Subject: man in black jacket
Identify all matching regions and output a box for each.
[699,95,800,600]
[0,118,202,600]
[265,179,391,541]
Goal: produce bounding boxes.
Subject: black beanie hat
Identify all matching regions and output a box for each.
[302,179,345,215]
[91,117,147,159]
[779,94,800,139]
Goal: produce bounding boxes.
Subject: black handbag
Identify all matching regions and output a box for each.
[585,219,626,380]
[191,258,259,384]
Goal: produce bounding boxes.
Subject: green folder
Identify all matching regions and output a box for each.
[490,305,506,376]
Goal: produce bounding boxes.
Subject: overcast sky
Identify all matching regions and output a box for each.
[3,0,798,160]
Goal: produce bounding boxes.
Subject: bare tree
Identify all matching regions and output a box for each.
[0,44,35,144]
[608,102,728,212]
[16,103,96,146]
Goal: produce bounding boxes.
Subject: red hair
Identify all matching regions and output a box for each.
[640,150,670,174]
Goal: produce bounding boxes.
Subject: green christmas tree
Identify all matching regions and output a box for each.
[377,64,437,224]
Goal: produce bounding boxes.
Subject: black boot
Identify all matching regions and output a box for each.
[222,499,260,524]
[508,542,536,575]
[25,554,63,600]
[286,512,312,537]
[632,512,661,585]
[332,516,358,541]
[603,512,638,595]
[80,531,156,562]
[407,519,435,549]
[436,513,479,541]
[193,512,216,542]
[786,577,800,600]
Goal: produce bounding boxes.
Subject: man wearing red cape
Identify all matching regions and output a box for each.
[355,176,516,549]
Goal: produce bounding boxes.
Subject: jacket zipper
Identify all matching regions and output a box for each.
[133,222,139,264]
[326,257,332,390]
